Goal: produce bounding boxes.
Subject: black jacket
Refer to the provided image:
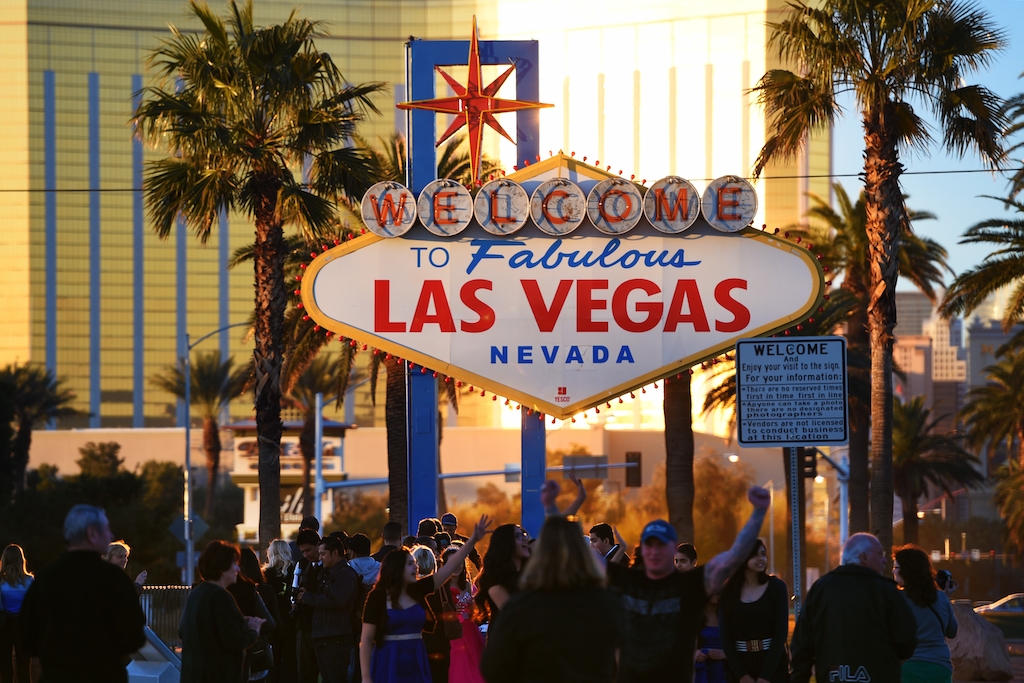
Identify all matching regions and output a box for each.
[18,550,146,683]
[301,560,358,640]
[179,581,260,683]
[790,564,917,683]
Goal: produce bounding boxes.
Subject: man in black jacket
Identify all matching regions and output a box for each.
[292,529,322,683]
[791,532,918,683]
[19,504,146,683]
[297,535,358,683]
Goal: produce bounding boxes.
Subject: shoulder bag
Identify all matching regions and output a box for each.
[438,586,463,641]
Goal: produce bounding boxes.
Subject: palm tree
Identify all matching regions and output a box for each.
[1004,88,1024,199]
[800,184,947,533]
[151,351,248,519]
[133,0,383,545]
[941,197,1024,349]
[892,396,982,544]
[0,362,83,494]
[283,352,357,518]
[993,460,1024,555]
[370,132,502,187]
[959,349,1024,467]
[753,0,1006,552]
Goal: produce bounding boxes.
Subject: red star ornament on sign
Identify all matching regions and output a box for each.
[397,17,553,186]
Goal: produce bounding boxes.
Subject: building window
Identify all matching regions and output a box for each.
[250,487,258,502]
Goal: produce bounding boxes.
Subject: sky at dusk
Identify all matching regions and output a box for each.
[830,0,1024,291]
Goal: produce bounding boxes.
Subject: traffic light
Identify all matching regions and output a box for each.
[800,447,817,479]
[625,452,642,487]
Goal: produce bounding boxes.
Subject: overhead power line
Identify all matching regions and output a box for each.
[0,166,1019,193]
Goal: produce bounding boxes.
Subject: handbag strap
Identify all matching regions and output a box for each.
[927,601,949,635]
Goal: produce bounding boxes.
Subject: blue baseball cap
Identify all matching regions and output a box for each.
[641,519,678,544]
[440,513,458,526]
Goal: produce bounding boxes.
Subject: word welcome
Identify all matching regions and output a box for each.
[360,174,757,238]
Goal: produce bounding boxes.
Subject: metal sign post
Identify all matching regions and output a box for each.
[788,446,803,618]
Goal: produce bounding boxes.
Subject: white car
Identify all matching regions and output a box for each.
[975,593,1024,613]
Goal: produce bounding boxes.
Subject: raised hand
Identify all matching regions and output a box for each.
[747,486,771,510]
[470,514,493,542]
[569,473,585,496]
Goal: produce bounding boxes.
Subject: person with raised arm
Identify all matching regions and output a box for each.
[359,516,491,683]
[541,480,770,683]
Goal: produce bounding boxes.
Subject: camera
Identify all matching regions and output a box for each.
[935,569,952,590]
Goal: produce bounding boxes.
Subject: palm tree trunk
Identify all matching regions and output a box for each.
[299,413,315,519]
[11,420,32,494]
[864,105,902,556]
[901,494,919,545]
[1018,428,1024,468]
[202,416,221,521]
[385,359,408,532]
[253,181,285,548]
[664,374,695,542]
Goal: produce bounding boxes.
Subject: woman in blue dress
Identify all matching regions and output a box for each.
[360,516,491,683]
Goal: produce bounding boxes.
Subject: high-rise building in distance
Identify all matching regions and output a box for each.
[1,0,829,429]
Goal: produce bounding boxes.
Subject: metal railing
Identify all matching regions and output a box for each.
[140,585,191,650]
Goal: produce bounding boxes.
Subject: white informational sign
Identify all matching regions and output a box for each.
[735,336,849,447]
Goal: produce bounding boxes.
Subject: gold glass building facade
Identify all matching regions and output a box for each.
[0,0,828,431]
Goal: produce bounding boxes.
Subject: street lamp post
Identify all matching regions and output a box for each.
[181,321,249,586]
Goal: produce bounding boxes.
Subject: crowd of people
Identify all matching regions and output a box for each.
[0,484,965,683]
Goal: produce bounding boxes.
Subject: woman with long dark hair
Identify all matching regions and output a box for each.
[0,544,33,683]
[718,540,789,683]
[475,524,530,621]
[359,516,490,683]
[892,544,958,683]
[235,546,278,682]
[694,594,727,683]
[480,516,625,683]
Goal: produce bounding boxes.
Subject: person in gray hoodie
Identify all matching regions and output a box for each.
[348,534,381,586]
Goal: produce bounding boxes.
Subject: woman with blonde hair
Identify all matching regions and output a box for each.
[411,545,451,683]
[104,540,147,595]
[0,544,33,683]
[480,516,626,683]
[262,540,295,683]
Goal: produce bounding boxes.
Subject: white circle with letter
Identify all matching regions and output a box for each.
[643,176,701,233]
[701,176,757,233]
[474,179,530,235]
[529,179,586,236]
[587,178,644,234]
[417,179,473,236]
[361,182,418,237]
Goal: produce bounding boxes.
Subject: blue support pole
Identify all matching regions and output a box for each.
[521,410,546,537]
[407,369,439,534]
